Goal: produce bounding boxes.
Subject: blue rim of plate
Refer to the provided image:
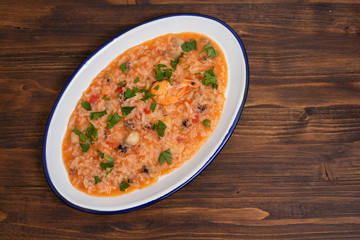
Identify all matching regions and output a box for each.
[42,13,249,214]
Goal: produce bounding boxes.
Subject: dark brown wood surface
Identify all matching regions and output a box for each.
[1,0,360,239]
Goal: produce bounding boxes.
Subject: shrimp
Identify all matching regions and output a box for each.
[150,79,199,105]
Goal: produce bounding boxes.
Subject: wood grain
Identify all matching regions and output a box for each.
[1,0,359,239]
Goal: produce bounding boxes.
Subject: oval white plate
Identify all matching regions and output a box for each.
[43,14,249,214]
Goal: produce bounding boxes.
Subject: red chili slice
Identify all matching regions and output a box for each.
[106,141,114,148]
[192,114,200,123]
[115,86,125,93]
[89,95,99,104]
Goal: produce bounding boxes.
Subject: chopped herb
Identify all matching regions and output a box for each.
[104,155,113,163]
[201,42,219,58]
[158,148,172,165]
[94,176,102,184]
[180,127,184,131]
[86,129,94,144]
[154,85,160,90]
[124,87,136,99]
[181,39,197,52]
[100,161,107,170]
[97,149,104,159]
[170,52,184,70]
[105,168,113,178]
[106,112,121,129]
[134,77,140,83]
[72,126,81,135]
[150,101,157,112]
[121,106,135,117]
[163,69,173,81]
[117,81,126,87]
[120,181,130,191]
[184,66,190,70]
[87,122,98,145]
[155,64,173,84]
[156,120,167,138]
[140,90,156,102]
[100,155,114,170]
[120,63,128,73]
[151,123,156,130]
[194,72,201,75]
[80,143,90,152]
[155,64,165,81]
[168,77,173,85]
[203,119,211,128]
[73,126,88,142]
[102,96,110,101]
[81,101,92,111]
[133,87,140,93]
[202,67,218,89]
[90,110,107,120]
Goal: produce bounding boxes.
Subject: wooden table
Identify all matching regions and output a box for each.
[1,0,359,239]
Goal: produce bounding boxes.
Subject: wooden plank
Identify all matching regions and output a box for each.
[0,0,359,239]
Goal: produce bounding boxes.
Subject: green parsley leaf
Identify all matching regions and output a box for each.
[150,101,157,112]
[164,69,172,79]
[168,77,173,86]
[156,120,167,138]
[180,127,184,131]
[86,129,94,144]
[194,72,201,75]
[86,122,98,144]
[120,181,130,191]
[155,64,165,81]
[181,39,197,52]
[202,67,218,89]
[94,176,102,184]
[100,155,114,170]
[184,66,190,70]
[73,126,88,142]
[72,126,81,135]
[81,101,92,111]
[105,168,113,178]
[154,85,160,90]
[155,64,173,84]
[203,119,211,128]
[106,112,121,129]
[120,63,128,73]
[117,81,126,87]
[102,96,110,101]
[140,90,156,102]
[158,148,172,165]
[134,77,140,83]
[121,106,135,117]
[90,110,107,120]
[170,52,184,70]
[133,87,140,93]
[201,42,219,58]
[97,149,104,159]
[151,123,156,130]
[80,143,90,152]
[124,87,136,99]
[100,161,108,170]
[104,155,114,164]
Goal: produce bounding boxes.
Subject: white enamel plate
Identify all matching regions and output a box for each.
[43,14,249,213]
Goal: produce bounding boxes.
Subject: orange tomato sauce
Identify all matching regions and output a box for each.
[62,32,228,196]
